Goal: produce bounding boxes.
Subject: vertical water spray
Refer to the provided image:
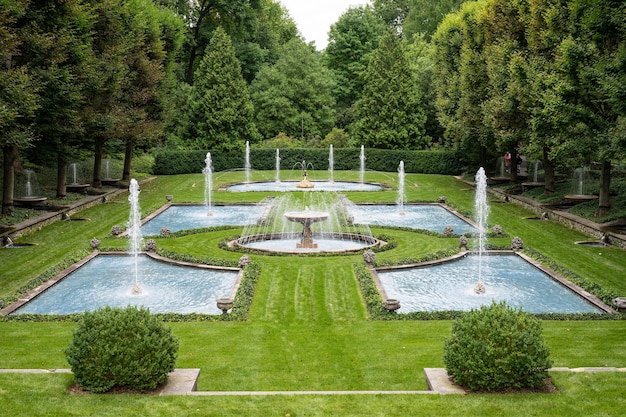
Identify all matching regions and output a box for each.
[328,144,334,184]
[397,161,406,215]
[203,152,213,216]
[359,145,365,186]
[25,170,33,197]
[245,141,251,186]
[128,179,143,294]
[70,163,78,184]
[474,167,489,294]
[275,149,281,183]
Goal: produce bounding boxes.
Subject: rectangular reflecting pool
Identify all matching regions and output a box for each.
[349,204,477,235]
[13,255,239,315]
[141,204,265,235]
[376,254,605,314]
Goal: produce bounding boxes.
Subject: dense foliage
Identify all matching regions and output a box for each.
[1,0,624,219]
[443,301,552,392]
[65,306,179,393]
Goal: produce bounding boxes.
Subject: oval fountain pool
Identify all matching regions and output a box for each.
[375,254,607,314]
[12,254,240,315]
[224,180,385,192]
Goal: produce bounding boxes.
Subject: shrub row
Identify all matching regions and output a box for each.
[153,148,462,175]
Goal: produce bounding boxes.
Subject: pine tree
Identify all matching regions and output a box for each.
[353,31,428,150]
[181,26,260,151]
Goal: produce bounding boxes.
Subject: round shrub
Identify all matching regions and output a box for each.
[65,306,179,393]
[443,301,552,392]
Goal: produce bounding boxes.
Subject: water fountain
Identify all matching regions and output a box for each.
[294,160,314,188]
[67,162,90,192]
[522,160,545,191]
[328,145,334,184]
[233,193,380,253]
[397,161,406,215]
[474,167,489,294]
[284,209,329,248]
[359,145,366,186]
[490,156,510,184]
[128,179,143,294]
[275,149,281,183]
[244,141,251,187]
[203,152,213,216]
[14,169,47,207]
[102,159,121,185]
[565,166,597,202]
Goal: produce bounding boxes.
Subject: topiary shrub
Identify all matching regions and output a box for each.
[65,306,179,393]
[443,301,552,392]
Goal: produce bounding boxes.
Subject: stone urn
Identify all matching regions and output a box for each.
[217,297,234,314]
[383,299,401,312]
[612,297,626,312]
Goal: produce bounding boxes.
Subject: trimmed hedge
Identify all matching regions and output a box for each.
[443,301,553,392]
[65,306,179,393]
[153,148,462,175]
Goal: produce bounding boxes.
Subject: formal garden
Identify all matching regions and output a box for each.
[1,167,625,416]
[2,0,626,414]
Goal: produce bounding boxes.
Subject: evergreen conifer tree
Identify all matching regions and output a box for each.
[353,31,427,149]
[181,26,260,150]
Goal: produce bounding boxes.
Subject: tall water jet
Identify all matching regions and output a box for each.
[474,167,489,294]
[328,144,334,184]
[203,152,213,216]
[397,161,406,215]
[275,148,281,183]
[128,179,143,294]
[244,141,251,186]
[359,145,366,186]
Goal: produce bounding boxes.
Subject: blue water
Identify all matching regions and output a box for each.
[142,204,476,235]
[226,181,383,192]
[13,255,239,315]
[377,254,603,313]
[349,204,477,235]
[142,205,265,235]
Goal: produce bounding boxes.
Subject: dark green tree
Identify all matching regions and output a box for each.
[178,0,262,84]
[403,0,465,41]
[352,31,428,150]
[250,38,336,140]
[17,0,93,198]
[177,26,260,150]
[0,0,40,214]
[323,6,386,128]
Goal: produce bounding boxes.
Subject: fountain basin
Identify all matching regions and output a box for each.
[14,196,47,207]
[66,184,90,193]
[348,204,477,235]
[141,204,266,235]
[373,253,610,314]
[233,232,380,254]
[224,181,385,192]
[7,253,241,315]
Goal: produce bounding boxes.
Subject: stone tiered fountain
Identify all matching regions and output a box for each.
[283,209,329,249]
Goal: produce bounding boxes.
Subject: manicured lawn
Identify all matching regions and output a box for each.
[1,171,625,416]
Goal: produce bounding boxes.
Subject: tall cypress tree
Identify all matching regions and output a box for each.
[181,26,260,151]
[353,31,427,150]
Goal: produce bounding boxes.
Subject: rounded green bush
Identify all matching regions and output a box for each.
[65,306,179,393]
[443,301,552,392]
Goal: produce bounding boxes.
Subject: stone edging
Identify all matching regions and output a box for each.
[2,367,624,396]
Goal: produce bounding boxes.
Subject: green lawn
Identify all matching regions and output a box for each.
[1,171,625,416]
